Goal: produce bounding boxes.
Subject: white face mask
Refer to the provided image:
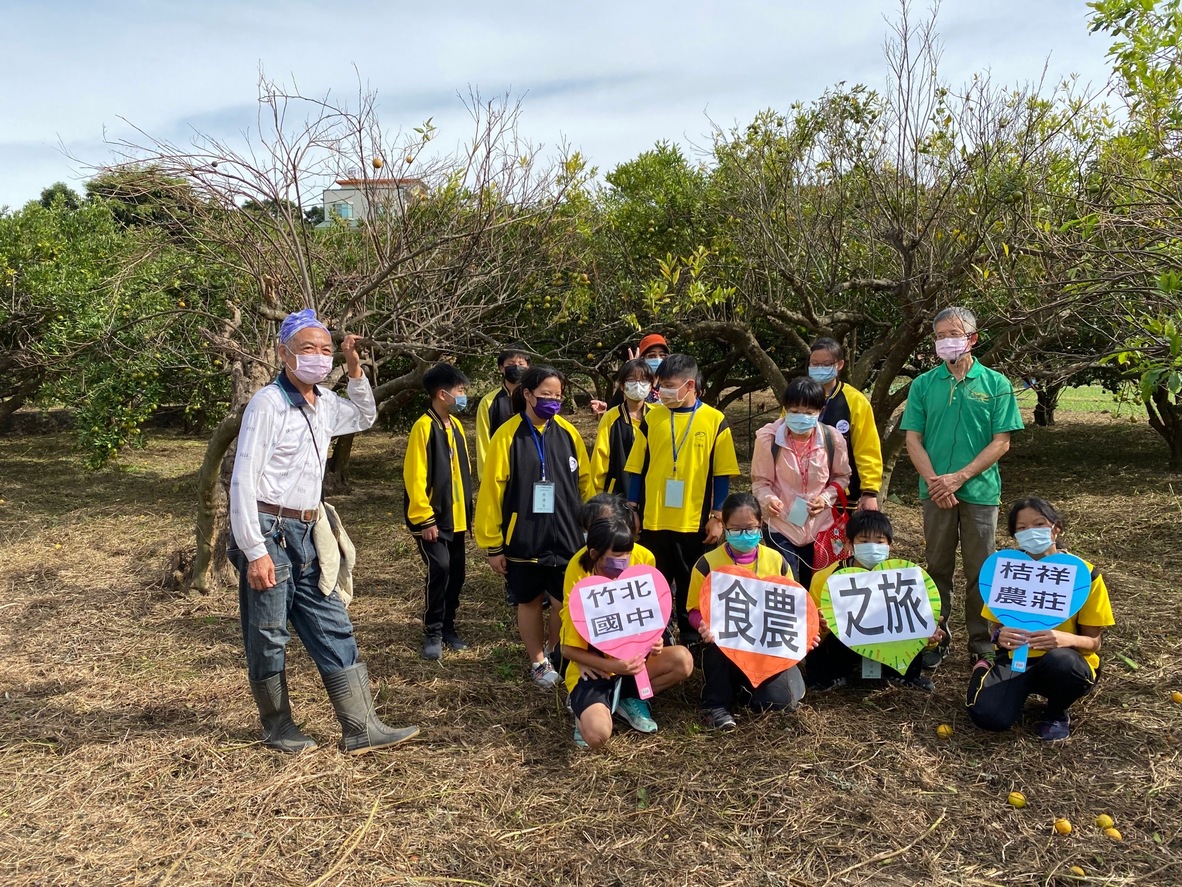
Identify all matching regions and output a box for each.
[658,381,687,407]
[291,353,333,385]
[935,336,970,362]
[623,381,652,402]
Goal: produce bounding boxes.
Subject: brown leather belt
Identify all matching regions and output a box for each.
[257,501,318,522]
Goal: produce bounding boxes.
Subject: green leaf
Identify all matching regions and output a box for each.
[1116,653,1140,670]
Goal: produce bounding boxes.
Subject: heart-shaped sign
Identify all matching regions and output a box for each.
[820,558,942,676]
[567,564,672,699]
[699,564,820,687]
[978,549,1091,672]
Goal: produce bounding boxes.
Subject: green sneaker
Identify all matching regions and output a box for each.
[616,697,658,733]
[572,721,589,749]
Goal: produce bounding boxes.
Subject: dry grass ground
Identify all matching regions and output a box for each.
[1,401,1180,886]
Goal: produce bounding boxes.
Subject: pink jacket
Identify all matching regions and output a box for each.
[750,419,852,546]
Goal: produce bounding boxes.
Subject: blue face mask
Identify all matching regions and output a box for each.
[1014,527,1055,555]
[784,413,819,435]
[853,542,890,568]
[725,529,763,553]
[645,357,663,373]
[447,391,468,412]
[808,366,838,384]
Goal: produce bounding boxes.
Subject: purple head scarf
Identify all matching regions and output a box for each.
[279,308,329,345]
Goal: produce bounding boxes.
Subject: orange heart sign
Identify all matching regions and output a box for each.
[699,564,820,687]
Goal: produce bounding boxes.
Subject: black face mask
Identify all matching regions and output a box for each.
[503,364,525,383]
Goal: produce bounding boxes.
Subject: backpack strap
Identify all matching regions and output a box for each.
[822,425,835,473]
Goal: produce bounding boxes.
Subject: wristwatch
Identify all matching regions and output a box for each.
[708,510,722,521]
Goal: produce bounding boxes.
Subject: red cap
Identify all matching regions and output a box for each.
[637,333,668,356]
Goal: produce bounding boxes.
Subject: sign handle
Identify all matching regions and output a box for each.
[1011,644,1029,674]
[634,665,654,700]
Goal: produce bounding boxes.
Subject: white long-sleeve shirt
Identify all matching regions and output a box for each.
[230,372,377,562]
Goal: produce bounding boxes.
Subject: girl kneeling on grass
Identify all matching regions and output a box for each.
[967,497,1114,741]
[688,492,815,731]
[560,516,693,750]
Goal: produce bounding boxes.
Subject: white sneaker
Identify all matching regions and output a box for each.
[530,660,561,689]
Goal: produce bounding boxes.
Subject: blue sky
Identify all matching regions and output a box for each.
[1,0,1116,210]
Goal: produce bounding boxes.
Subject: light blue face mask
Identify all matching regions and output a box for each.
[1014,527,1055,555]
[725,528,763,553]
[784,413,819,434]
[645,357,663,373]
[448,391,468,412]
[808,366,838,384]
[853,542,890,568]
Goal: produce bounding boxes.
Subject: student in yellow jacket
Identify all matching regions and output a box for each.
[403,363,475,661]
[686,493,810,731]
[475,365,592,689]
[806,338,883,513]
[474,347,530,482]
[560,515,692,749]
[967,497,1114,741]
[625,353,740,642]
[590,358,655,496]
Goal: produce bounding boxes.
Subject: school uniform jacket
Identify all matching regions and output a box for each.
[402,408,474,539]
[818,381,883,500]
[475,387,515,482]
[589,402,648,495]
[475,413,593,565]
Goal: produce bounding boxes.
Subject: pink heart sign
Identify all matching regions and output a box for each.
[567,564,673,700]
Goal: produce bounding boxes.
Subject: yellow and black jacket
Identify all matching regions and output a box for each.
[818,381,883,499]
[590,402,647,495]
[475,413,592,565]
[475,386,515,481]
[402,408,473,539]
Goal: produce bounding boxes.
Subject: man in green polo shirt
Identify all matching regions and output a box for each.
[901,307,1024,669]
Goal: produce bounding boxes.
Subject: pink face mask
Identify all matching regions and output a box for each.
[935,336,970,362]
[291,354,333,384]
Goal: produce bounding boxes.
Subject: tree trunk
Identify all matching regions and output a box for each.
[190,408,244,593]
[323,433,356,494]
[877,425,908,501]
[0,380,38,431]
[1145,385,1182,472]
[1033,382,1062,427]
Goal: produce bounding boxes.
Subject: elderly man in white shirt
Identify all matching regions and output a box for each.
[228,308,418,754]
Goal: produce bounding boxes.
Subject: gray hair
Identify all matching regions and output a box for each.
[933,307,977,334]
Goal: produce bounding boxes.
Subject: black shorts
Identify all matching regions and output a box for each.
[505,561,565,605]
[569,675,638,718]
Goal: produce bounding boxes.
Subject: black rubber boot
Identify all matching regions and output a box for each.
[322,664,420,754]
[248,672,317,753]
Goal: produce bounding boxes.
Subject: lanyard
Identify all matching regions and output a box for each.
[669,402,700,476]
[528,421,549,481]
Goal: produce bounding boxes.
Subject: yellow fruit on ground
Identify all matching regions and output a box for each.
[1069,866,1086,877]
[1095,814,1115,829]
[936,724,953,739]
[1170,690,1182,703]
[1054,818,1073,835]
[1008,791,1027,808]
[1104,827,1123,840]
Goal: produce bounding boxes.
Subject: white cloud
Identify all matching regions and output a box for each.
[1,0,1114,209]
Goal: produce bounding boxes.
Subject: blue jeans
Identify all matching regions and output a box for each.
[228,513,359,681]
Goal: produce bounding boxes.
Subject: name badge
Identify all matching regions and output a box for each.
[861,657,882,680]
[664,477,685,509]
[533,482,556,514]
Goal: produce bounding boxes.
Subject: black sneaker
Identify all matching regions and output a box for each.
[887,673,935,694]
[806,675,849,693]
[920,646,946,670]
[442,629,468,651]
[421,633,443,661]
[701,707,737,731]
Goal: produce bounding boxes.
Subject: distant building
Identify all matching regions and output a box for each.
[317,177,427,226]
